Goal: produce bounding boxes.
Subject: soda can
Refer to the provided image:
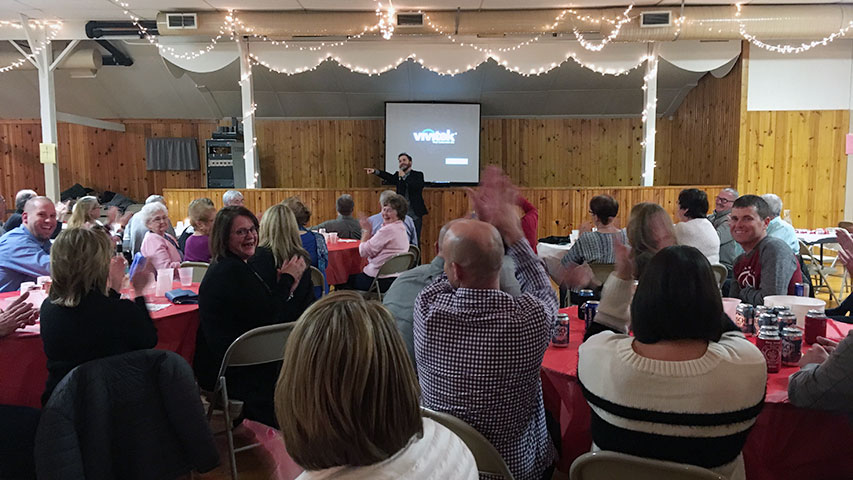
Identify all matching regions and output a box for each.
[735,303,754,334]
[782,327,803,366]
[577,289,595,321]
[804,309,827,344]
[584,301,600,329]
[552,313,570,347]
[758,313,778,328]
[754,305,771,318]
[777,312,797,331]
[772,306,792,315]
[757,326,782,373]
[794,283,805,297]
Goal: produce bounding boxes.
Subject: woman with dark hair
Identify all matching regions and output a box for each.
[561,195,627,303]
[276,292,477,479]
[578,245,766,479]
[626,202,677,279]
[675,188,720,264]
[195,206,306,427]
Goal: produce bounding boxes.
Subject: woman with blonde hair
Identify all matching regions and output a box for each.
[183,198,216,263]
[248,203,314,323]
[276,291,477,479]
[66,196,100,229]
[39,227,155,405]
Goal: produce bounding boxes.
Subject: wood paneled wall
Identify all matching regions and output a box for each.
[0,119,216,203]
[737,110,849,228]
[164,185,728,264]
[655,59,742,186]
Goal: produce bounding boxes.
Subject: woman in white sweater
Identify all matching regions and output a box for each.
[578,245,766,480]
[275,291,477,480]
[674,188,721,264]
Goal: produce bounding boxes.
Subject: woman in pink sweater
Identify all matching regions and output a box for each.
[139,202,183,271]
[346,194,409,291]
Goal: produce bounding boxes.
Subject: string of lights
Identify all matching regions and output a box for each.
[735,2,853,54]
[0,20,62,73]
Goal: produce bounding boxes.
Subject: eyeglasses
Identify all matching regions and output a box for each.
[233,226,258,237]
[715,197,733,204]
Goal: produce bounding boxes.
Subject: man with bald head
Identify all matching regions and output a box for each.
[414,167,558,480]
[383,219,521,365]
[0,196,57,292]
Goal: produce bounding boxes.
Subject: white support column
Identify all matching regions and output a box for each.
[238,37,259,188]
[845,108,853,221]
[641,43,660,187]
[21,15,61,201]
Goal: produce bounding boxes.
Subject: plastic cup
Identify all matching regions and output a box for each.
[19,282,35,294]
[179,267,193,287]
[329,232,338,245]
[155,268,173,297]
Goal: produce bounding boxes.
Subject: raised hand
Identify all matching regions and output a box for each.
[279,255,307,282]
[108,255,128,292]
[560,261,596,289]
[364,168,376,175]
[0,292,38,337]
[612,235,633,280]
[469,166,523,245]
[130,256,154,294]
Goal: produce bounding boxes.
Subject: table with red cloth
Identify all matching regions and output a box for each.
[325,240,366,285]
[0,282,201,409]
[540,306,853,478]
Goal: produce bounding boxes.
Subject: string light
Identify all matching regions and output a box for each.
[573,5,634,52]
[377,1,396,40]
[0,20,62,73]
[640,50,658,180]
[736,2,853,54]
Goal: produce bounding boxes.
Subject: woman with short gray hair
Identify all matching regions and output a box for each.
[139,202,182,270]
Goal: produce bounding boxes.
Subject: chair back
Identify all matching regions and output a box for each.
[839,221,853,233]
[377,252,416,277]
[309,266,325,295]
[710,263,728,288]
[589,263,615,285]
[408,244,421,267]
[420,407,514,480]
[216,323,295,380]
[180,261,209,283]
[569,451,725,480]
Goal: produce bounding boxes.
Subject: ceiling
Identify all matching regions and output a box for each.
[0,39,713,118]
[1,0,853,22]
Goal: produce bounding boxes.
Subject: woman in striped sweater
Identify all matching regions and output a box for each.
[578,245,766,480]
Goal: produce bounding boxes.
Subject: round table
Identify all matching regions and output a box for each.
[0,282,201,409]
[326,240,366,285]
[540,306,853,478]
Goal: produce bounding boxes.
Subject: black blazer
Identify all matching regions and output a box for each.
[375,169,428,217]
[40,289,157,405]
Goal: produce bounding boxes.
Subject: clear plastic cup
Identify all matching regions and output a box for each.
[179,267,193,287]
[155,268,173,297]
[329,232,338,245]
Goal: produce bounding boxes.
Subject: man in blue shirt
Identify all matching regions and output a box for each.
[762,193,799,253]
[368,190,418,246]
[0,196,56,292]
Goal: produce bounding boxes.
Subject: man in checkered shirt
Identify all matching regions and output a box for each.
[414,167,557,480]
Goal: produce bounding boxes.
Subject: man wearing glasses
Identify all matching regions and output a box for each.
[708,188,743,274]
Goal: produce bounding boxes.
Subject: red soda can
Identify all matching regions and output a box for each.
[757,326,782,373]
[804,309,827,344]
[552,313,570,347]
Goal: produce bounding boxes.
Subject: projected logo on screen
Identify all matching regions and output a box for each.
[412,129,458,144]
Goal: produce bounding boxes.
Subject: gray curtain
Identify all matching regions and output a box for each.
[146,138,200,171]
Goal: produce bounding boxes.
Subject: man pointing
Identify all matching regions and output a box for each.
[365,152,428,241]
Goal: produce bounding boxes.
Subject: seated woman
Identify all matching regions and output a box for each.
[195,206,306,427]
[561,195,627,303]
[139,202,183,271]
[67,196,131,241]
[40,228,156,405]
[248,204,314,323]
[578,245,766,480]
[675,188,720,264]
[183,198,216,263]
[275,291,477,479]
[283,197,327,297]
[626,202,677,279]
[346,194,409,292]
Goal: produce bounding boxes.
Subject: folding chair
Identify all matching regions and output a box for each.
[309,266,326,297]
[570,451,725,480]
[364,252,415,301]
[420,407,514,480]
[589,263,615,286]
[180,261,209,283]
[710,263,728,289]
[207,323,295,480]
[408,244,421,268]
[799,240,839,304]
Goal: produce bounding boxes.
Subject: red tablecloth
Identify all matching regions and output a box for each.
[540,307,853,478]
[0,282,200,409]
[326,240,366,285]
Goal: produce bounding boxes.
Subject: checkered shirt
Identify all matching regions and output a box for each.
[414,240,558,480]
[560,230,627,267]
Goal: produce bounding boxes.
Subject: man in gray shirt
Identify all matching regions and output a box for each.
[383,219,521,365]
[708,187,743,272]
[311,194,361,239]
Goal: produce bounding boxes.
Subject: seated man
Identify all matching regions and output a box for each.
[383,219,521,365]
[222,190,244,207]
[369,190,417,246]
[1,189,36,235]
[729,194,802,305]
[761,193,798,253]
[707,187,743,272]
[0,196,56,292]
[311,194,361,239]
[414,167,557,480]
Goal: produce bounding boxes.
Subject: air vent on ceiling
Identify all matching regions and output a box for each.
[397,12,424,27]
[166,13,197,30]
[640,11,671,28]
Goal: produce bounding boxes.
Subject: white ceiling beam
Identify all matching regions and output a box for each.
[56,112,126,132]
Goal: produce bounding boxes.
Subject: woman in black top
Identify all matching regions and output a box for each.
[194,206,307,427]
[41,227,156,405]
